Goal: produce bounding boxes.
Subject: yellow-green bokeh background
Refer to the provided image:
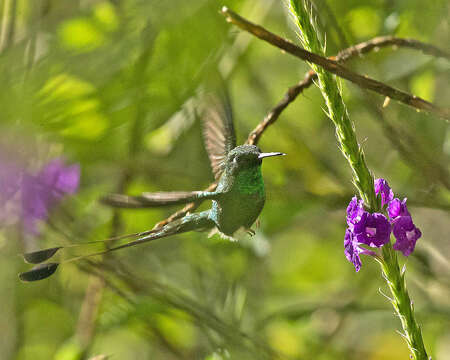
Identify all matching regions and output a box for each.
[0,0,448,359]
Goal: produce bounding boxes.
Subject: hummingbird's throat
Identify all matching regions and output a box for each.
[236,166,265,196]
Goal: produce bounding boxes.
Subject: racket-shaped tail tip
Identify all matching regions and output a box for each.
[23,247,62,264]
[19,263,59,282]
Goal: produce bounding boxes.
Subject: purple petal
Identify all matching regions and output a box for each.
[374,178,394,208]
[392,216,421,256]
[344,228,361,272]
[354,212,391,247]
[21,174,51,235]
[387,198,410,219]
[57,163,80,194]
[21,175,50,220]
[21,159,80,236]
[346,196,365,228]
[38,159,80,199]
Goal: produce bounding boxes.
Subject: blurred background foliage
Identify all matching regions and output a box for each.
[0,0,449,359]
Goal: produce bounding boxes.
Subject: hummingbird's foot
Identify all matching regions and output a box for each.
[210,228,237,242]
[246,228,256,237]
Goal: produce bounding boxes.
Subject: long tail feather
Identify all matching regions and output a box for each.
[19,263,59,282]
[22,228,160,264]
[19,211,215,282]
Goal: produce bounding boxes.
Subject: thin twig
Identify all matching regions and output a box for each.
[336,35,450,62]
[245,38,450,146]
[247,34,450,145]
[221,7,450,121]
[75,275,105,348]
[247,70,315,145]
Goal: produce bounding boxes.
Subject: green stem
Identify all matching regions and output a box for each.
[381,244,428,359]
[287,1,429,358]
[287,0,376,210]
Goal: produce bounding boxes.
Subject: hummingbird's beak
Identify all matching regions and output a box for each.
[258,152,286,159]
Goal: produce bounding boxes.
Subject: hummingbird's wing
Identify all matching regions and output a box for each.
[101,191,220,208]
[201,92,237,180]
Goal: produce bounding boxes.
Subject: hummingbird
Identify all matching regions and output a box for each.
[19,93,285,282]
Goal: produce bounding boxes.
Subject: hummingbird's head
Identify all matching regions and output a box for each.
[225,145,285,175]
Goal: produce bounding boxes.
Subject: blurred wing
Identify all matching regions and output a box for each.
[101,191,220,208]
[201,93,237,180]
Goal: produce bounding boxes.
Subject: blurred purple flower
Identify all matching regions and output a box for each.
[21,174,49,234]
[374,178,394,208]
[38,159,80,199]
[22,159,80,234]
[1,157,80,235]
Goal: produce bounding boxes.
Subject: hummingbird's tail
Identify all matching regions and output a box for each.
[19,211,215,282]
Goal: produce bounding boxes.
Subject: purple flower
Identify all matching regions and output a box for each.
[344,227,379,272]
[374,178,394,208]
[344,196,391,271]
[38,159,80,199]
[21,174,50,234]
[353,212,391,248]
[387,198,410,219]
[345,178,422,270]
[344,229,362,272]
[387,198,421,256]
[346,196,365,228]
[21,158,80,234]
[392,216,421,256]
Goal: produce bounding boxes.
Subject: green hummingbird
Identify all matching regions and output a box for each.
[19,94,285,282]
